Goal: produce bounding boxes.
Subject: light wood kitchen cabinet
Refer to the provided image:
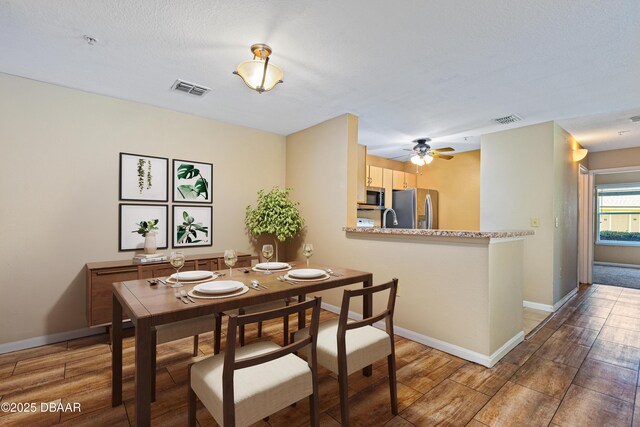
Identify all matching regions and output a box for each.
[392,170,418,190]
[85,252,250,327]
[405,172,417,189]
[357,144,367,203]
[368,165,383,187]
[392,170,405,190]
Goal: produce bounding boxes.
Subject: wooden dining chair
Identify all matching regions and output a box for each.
[224,254,292,349]
[151,314,218,401]
[294,278,399,426]
[188,297,322,427]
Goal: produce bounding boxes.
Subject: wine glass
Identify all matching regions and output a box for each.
[302,243,313,267]
[262,244,274,275]
[224,249,237,277]
[169,251,186,288]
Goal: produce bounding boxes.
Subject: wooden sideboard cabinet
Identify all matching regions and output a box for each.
[86,252,253,327]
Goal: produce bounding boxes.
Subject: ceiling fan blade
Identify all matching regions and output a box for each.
[430,153,454,160]
[432,147,454,152]
[402,148,414,152]
[389,154,411,160]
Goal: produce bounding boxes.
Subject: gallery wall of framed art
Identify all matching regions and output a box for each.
[118,153,214,251]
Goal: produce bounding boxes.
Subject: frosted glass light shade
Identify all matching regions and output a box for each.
[410,155,425,166]
[572,148,588,162]
[235,59,283,93]
[424,154,434,164]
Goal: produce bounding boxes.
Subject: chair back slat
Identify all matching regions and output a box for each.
[233,298,316,327]
[343,311,389,331]
[234,337,312,370]
[337,279,398,339]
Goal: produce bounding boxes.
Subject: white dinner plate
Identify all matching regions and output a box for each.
[193,280,244,295]
[255,262,290,270]
[170,270,214,281]
[189,285,249,299]
[288,268,326,279]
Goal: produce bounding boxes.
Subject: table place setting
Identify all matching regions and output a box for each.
[186,280,250,299]
[252,261,292,273]
[278,268,332,283]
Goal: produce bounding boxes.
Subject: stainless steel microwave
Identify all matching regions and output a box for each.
[359,187,385,209]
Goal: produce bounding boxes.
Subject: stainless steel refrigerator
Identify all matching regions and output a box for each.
[390,188,439,229]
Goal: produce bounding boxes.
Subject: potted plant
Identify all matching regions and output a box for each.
[133,219,159,254]
[245,187,304,261]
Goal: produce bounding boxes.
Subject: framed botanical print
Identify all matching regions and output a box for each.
[119,153,169,201]
[172,159,213,203]
[119,204,169,251]
[172,205,213,248]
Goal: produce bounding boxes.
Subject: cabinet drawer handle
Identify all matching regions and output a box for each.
[95,268,138,276]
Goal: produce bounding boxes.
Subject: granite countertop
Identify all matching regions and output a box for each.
[343,227,534,239]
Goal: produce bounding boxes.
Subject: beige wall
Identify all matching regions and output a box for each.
[0,73,286,344]
[480,122,555,305]
[286,114,523,359]
[594,170,640,265]
[417,150,481,230]
[480,122,579,306]
[552,124,579,302]
[589,146,640,170]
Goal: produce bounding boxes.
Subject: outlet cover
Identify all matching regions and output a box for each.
[530,216,540,227]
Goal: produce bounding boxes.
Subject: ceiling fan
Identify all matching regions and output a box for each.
[393,138,455,165]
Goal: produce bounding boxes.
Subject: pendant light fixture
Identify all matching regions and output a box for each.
[233,43,284,93]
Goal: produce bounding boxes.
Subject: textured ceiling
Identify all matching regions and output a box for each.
[1,0,639,158]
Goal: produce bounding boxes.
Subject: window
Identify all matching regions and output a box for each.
[596,184,640,245]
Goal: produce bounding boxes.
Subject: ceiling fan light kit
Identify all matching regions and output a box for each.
[233,43,284,93]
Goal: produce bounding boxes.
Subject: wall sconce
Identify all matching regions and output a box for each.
[233,43,284,93]
[572,148,588,162]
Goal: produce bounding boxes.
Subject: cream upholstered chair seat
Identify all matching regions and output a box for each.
[191,341,313,426]
[295,318,391,375]
[155,315,216,344]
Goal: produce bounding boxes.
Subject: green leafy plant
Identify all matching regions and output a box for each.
[245,188,304,257]
[176,163,209,200]
[137,159,145,193]
[132,219,159,236]
[177,210,209,243]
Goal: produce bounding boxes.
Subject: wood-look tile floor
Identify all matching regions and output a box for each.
[1,284,640,426]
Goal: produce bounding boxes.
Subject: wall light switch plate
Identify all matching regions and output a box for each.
[555,217,559,228]
[530,216,540,227]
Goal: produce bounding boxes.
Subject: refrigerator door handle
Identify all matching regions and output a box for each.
[425,193,433,229]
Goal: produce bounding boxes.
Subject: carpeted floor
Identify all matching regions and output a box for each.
[593,264,640,289]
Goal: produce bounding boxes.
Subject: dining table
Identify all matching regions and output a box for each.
[110,261,374,426]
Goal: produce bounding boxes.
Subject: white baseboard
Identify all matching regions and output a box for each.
[523,287,578,313]
[554,287,578,311]
[594,261,640,269]
[320,302,523,368]
[0,327,107,355]
[523,300,554,312]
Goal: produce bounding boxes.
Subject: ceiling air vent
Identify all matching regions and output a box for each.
[171,79,210,97]
[493,114,523,125]
[630,115,640,123]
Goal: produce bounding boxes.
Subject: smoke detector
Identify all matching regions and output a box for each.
[171,79,210,97]
[493,114,523,125]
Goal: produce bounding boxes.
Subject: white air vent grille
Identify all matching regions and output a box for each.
[171,79,210,97]
[493,114,523,125]
[630,115,640,123]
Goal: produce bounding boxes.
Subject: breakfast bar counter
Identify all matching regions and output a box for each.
[339,226,533,368]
